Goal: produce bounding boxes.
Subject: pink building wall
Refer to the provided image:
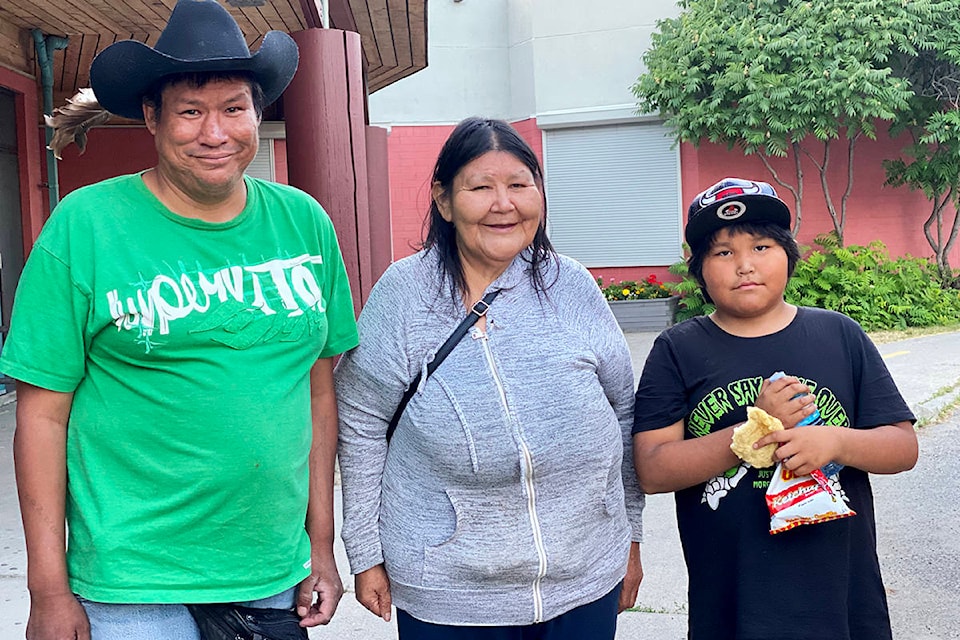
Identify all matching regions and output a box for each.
[385,124,453,259]
[50,118,958,289]
[511,118,544,160]
[384,118,959,287]
[682,122,954,263]
[274,139,288,183]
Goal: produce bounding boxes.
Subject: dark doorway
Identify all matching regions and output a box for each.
[0,87,24,347]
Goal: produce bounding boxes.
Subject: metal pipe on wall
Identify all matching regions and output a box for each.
[31,29,69,213]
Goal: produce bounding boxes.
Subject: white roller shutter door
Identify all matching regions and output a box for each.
[544,122,682,267]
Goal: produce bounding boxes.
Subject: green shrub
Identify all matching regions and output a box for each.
[666,240,960,331]
[786,240,960,331]
[666,257,714,322]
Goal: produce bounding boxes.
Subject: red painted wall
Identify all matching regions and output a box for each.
[1,66,45,250]
[56,129,287,199]
[681,122,960,265]
[53,117,549,272]
[55,127,156,198]
[52,118,952,292]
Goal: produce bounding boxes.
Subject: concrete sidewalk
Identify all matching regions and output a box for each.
[2,328,959,639]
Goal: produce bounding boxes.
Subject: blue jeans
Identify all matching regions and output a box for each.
[78,586,297,640]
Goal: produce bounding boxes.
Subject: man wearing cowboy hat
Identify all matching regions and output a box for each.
[1,1,358,638]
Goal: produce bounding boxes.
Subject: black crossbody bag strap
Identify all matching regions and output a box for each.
[386,289,500,443]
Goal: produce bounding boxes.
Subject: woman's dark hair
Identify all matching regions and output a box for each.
[142,71,265,122]
[687,222,801,304]
[423,117,555,299]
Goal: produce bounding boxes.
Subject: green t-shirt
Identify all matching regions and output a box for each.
[0,173,359,603]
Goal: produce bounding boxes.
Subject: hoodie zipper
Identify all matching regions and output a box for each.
[472,326,548,622]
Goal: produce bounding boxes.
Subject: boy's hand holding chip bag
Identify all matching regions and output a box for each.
[730,406,856,535]
[754,420,847,477]
[754,373,819,428]
[729,374,815,470]
[756,370,847,477]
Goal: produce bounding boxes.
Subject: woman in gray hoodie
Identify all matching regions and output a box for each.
[335,117,645,639]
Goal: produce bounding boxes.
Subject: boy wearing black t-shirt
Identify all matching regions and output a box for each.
[632,177,918,640]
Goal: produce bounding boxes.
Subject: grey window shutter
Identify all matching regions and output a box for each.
[244,138,275,181]
[544,122,682,267]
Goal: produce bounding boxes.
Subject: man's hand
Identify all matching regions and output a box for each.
[14,384,79,640]
[296,551,343,627]
[26,591,90,640]
[355,564,392,621]
[618,542,643,613]
[299,357,343,627]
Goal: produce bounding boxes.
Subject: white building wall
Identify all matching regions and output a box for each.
[367,0,681,126]
[367,0,513,124]
[507,0,536,120]
[530,0,679,127]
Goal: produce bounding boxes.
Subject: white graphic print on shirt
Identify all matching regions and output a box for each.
[106,253,327,352]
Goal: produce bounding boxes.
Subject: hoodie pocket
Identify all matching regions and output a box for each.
[421,485,538,589]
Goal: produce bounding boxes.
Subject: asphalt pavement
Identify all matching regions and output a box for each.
[1,329,959,639]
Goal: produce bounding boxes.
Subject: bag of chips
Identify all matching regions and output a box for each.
[765,464,855,535]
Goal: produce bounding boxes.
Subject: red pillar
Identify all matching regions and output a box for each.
[284,28,373,310]
[365,125,392,285]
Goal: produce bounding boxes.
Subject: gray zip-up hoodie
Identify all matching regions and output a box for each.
[335,249,644,625]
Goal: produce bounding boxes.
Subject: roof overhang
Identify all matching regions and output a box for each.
[0,0,426,107]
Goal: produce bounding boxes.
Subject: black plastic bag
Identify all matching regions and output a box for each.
[186,603,308,640]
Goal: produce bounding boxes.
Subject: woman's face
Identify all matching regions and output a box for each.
[434,150,544,278]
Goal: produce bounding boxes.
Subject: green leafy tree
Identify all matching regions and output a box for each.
[634,0,925,244]
[885,5,960,284]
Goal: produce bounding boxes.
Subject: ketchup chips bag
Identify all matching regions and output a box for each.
[765,464,855,535]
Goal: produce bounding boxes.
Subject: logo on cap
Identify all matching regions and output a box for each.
[698,182,762,208]
[717,201,746,220]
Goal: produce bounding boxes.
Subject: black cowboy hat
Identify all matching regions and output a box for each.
[90,0,299,121]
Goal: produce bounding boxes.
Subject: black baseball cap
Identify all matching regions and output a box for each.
[685,177,791,247]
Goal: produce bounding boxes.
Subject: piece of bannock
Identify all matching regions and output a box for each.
[730,406,785,468]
